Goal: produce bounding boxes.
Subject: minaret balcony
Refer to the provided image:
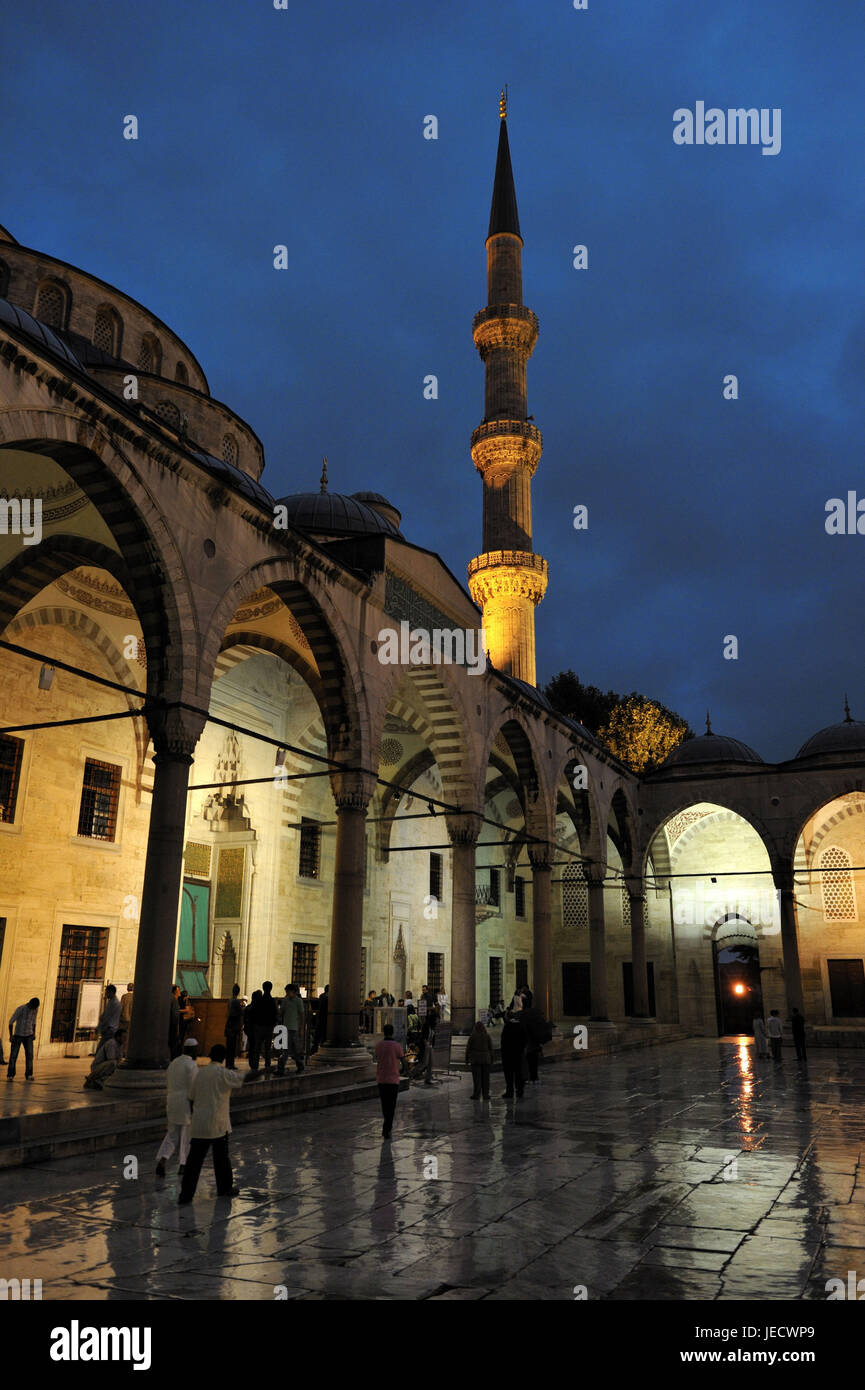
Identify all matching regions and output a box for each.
[467,550,549,607]
[472,303,539,358]
[471,419,542,478]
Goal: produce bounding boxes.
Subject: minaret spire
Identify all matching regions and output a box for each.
[467,101,547,685]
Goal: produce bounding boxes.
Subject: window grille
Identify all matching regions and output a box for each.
[77,758,121,841]
[562,863,588,928]
[427,952,444,994]
[429,851,442,902]
[299,817,321,878]
[514,875,526,918]
[0,735,23,823]
[821,846,857,921]
[50,925,108,1042]
[291,942,318,995]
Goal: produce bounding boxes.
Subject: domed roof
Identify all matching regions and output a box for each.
[661,731,763,769]
[796,707,865,760]
[276,491,402,538]
[0,296,84,370]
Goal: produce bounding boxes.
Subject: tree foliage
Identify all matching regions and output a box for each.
[543,670,692,773]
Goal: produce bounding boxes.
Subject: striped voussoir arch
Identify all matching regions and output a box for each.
[215,632,324,711]
[670,808,741,859]
[4,604,153,796]
[277,714,329,832]
[393,671,473,807]
[375,745,438,861]
[806,800,865,868]
[260,578,359,754]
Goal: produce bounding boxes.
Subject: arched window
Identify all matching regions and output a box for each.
[562,863,588,929]
[820,846,857,921]
[137,332,162,374]
[92,305,122,357]
[0,259,9,298]
[222,433,238,467]
[174,360,188,385]
[34,279,70,329]
[153,399,181,430]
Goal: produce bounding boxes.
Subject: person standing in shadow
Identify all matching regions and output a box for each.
[790,1007,807,1061]
[500,1011,528,1099]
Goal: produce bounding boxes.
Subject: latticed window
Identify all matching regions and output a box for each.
[77,758,121,841]
[137,333,162,373]
[291,941,318,995]
[299,817,321,878]
[821,846,857,921]
[50,925,108,1042]
[174,360,188,385]
[429,851,442,902]
[562,863,589,929]
[514,875,526,918]
[34,281,67,328]
[0,735,24,823]
[427,952,444,994]
[621,888,632,927]
[489,955,503,1005]
[360,945,368,1002]
[92,306,121,355]
[154,399,181,429]
[222,434,238,467]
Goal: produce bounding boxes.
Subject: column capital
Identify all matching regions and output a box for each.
[330,769,377,812]
[772,865,795,895]
[528,844,554,872]
[583,864,607,888]
[624,875,647,904]
[446,812,483,847]
[146,704,205,760]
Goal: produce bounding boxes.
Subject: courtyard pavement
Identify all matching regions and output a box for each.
[2,1037,865,1301]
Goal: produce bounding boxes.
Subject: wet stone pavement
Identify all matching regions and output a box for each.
[3,1038,865,1301]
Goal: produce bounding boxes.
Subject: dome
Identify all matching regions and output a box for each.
[660,731,763,769]
[351,491,402,529]
[0,296,85,370]
[276,492,402,538]
[795,717,865,761]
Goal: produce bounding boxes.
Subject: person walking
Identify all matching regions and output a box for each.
[276,983,305,1076]
[753,1014,769,1059]
[767,1009,783,1062]
[99,984,121,1043]
[500,1011,528,1099]
[168,985,182,1059]
[177,1043,246,1204]
[7,997,39,1081]
[375,1023,404,1139]
[790,1007,807,1061]
[465,1020,494,1100]
[224,983,244,1068]
[119,983,134,1059]
[156,1037,199,1177]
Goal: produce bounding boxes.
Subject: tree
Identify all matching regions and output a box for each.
[543,670,692,772]
[596,694,691,773]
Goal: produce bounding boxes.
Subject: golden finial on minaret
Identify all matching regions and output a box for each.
[320,456,328,494]
[499,85,508,120]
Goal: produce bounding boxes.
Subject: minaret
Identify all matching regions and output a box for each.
[467,91,547,685]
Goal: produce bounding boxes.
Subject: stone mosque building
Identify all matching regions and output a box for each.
[0,107,863,1068]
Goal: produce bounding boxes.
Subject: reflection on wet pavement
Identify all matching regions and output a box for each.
[2,1038,865,1300]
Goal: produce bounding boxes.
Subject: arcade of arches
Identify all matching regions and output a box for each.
[1,198,864,1071]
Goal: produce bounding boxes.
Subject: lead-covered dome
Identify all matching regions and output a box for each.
[796,713,865,760]
[660,731,763,769]
[275,491,403,538]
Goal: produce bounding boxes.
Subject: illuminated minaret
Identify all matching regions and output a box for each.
[467,91,547,685]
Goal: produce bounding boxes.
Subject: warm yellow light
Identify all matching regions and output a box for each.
[733,983,745,995]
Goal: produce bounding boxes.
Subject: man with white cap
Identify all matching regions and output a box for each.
[155,1036,198,1178]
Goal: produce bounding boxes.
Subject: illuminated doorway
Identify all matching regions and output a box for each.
[712,916,763,1035]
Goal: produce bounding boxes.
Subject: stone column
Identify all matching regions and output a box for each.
[124,710,203,1071]
[529,848,553,1021]
[626,879,651,1018]
[586,868,610,1021]
[774,866,804,1015]
[447,813,481,1034]
[320,771,376,1058]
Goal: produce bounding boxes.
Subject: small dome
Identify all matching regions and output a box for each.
[0,296,84,370]
[351,491,402,529]
[275,492,402,538]
[660,732,763,769]
[796,718,865,760]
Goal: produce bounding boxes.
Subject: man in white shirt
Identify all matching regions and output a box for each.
[155,1037,199,1177]
[177,1042,247,1204]
[767,1009,784,1062]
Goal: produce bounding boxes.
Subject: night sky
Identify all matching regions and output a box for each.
[1,0,862,761]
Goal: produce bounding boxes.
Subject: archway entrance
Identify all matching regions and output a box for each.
[712,917,763,1035]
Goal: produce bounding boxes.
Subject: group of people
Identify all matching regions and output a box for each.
[752,1007,807,1062]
